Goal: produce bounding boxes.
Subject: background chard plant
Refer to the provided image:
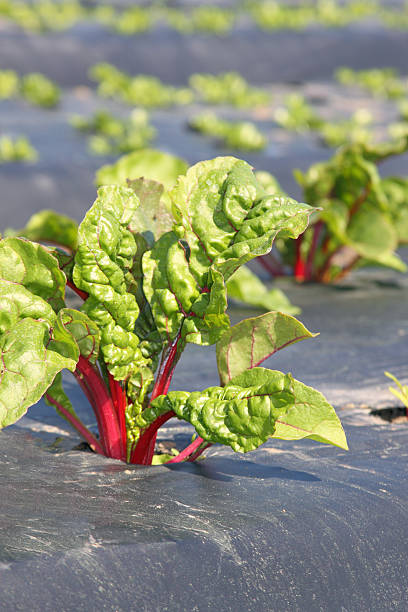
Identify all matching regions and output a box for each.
[0,156,347,464]
[260,139,408,282]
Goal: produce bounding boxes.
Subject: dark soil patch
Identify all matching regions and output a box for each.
[371,406,408,423]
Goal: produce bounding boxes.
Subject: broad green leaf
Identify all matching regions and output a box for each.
[73,185,144,379]
[226,265,300,315]
[0,282,79,428]
[7,209,78,251]
[95,149,188,191]
[171,156,315,285]
[59,308,100,364]
[141,368,347,452]
[216,311,315,385]
[0,237,66,311]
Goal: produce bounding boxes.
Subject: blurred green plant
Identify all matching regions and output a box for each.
[71,109,156,156]
[274,94,323,132]
[189,72,269,108]
[335,67,407,99]
[0,135,38,163]
[89,63,193,108]
[189,112,267,151]
[0,69,60,107]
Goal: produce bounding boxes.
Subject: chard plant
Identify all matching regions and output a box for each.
[260,139,408,282]
[0,156,347,464]
[189,112,267,152]
[189,72,269,108]
[335,67,407,99]
[89,63,193,108]
[0,135,38,163]
[0,69,60,108]
[274,94,323,133]
[71,109,156,156]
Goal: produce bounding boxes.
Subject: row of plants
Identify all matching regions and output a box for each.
[1,0,408,34]
[90,65,269,109]
[0,69,60,107]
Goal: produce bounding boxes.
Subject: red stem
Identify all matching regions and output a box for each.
[150,333,182,402]
[73,369,107,455]
[304,221,324,281]
[187,442,212,462]
[130,410,175,465]
[165,437,209,464]
[130,333,182,465]
[66,280,89,301]
[76,356,123,460]
[108,373,127,456]
[45,392,105,455]
[294,234,306,281]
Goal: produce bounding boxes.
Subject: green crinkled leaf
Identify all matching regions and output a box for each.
[73,185,144,379]
[59,308,100,363]
[142,368,347,452]
[0,237,66,312]
[226,265,300,315]
[216,311,316,385]
[142,232,229,346]
[7,209,78,251]
[171,157,314,284]
[0,282,79,428]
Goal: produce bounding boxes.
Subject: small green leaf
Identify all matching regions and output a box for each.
[216,311,316,385]
[0,237,66,312]
[8,209,78,251]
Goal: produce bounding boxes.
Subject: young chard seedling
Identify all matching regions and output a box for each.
[0,156,347,464]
